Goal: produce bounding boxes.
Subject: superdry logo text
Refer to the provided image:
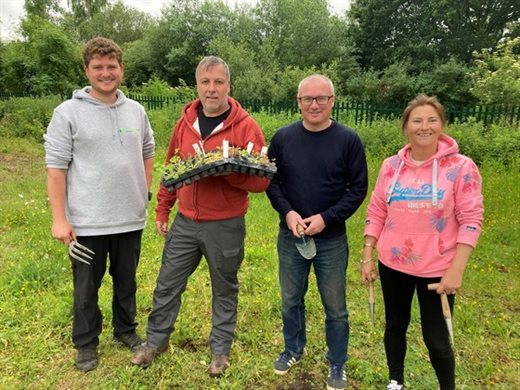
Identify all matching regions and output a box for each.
[388,182,445,204]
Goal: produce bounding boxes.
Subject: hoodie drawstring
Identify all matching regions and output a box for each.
[114,105,123,145]
[432,158,438,207]
[386,158,439,207]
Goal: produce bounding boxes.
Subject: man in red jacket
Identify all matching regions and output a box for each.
[131,56,269,376]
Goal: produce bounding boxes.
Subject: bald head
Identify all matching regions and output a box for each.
[297,74,335,97]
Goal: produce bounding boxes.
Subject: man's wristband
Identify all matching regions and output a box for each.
[363,243,374,248]
[360,258,374,264]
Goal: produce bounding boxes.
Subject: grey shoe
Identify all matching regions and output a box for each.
[273,351,301,375]
[208,354,230,377]
[130,342,168,368]
[76,345,98,372]
[114,332,143,350]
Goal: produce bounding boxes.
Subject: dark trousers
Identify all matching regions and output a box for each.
[71,230,142,348]
[379,262,455,390]
[146,213,245,355]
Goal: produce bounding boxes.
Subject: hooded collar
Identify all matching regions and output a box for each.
[73,86,127,107]
[180,97,248,133]
[386,134,459,207]
[397,134,459,167]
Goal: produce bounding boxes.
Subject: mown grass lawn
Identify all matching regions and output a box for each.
[0,137,518,389]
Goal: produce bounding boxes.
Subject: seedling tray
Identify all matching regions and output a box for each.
[162,157,276,192]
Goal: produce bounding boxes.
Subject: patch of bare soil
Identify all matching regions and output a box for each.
[0,151,45,179]
[276,372,317,390]
[177,338,200,352]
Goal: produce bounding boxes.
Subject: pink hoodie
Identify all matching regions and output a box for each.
[364,134,484,277]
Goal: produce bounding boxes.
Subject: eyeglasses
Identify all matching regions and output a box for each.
[297,95,333,105]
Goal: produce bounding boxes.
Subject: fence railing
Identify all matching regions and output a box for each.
[126,94,189,110]
[2,93,519,127]
[126,95,520,127]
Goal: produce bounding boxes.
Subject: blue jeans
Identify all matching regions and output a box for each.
[277,228,349,366]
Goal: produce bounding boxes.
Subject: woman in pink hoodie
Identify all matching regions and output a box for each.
[361,95,483,390]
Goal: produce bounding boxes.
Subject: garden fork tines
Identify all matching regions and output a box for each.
[69,241,94,265]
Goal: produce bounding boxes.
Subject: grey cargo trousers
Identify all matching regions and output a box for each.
[146,213,245,355]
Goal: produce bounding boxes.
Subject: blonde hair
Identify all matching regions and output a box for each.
[401,94,446,132]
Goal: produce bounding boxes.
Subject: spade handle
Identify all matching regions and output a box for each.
[296,223,305,237]
[428,283,452,319]
[368,281,375,304]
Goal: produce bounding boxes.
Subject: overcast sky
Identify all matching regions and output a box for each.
[1,0,350,40]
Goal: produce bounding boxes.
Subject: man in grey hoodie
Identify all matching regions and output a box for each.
[44,37,155,372]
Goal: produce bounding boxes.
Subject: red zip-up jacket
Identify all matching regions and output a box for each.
[156,97,270,222]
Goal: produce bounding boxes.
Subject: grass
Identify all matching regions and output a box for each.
[0,137,518,389]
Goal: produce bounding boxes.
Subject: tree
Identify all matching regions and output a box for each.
[348,0,520,71]
[24,0,63,20]
[416,58,475,106]
[129,0,239,86]
[470,37,520,105]
[254,0,345,68]
[123,39,154,87]
[348,0,435,71]
[1,15,83,96]
[67,0,109,25]
[76,1,153,45]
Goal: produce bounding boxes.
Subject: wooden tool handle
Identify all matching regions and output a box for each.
[296,224,305,236]
[368,281,375,304]
[427,283,452,319]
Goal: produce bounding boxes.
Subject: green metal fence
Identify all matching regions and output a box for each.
[2,93,519,127]
[126,94,186,110]
[127,95,520,127]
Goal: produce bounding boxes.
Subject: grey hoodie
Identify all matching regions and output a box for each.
[44,87,155,236]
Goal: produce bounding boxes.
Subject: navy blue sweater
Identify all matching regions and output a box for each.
[266,120,368,239]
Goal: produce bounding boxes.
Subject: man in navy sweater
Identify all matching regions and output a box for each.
[266,74,368,390]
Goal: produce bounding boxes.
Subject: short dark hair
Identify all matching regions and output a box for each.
[401,94,447,132]
[83,37,123,66]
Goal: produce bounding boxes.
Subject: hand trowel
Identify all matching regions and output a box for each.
[296,224,316,259]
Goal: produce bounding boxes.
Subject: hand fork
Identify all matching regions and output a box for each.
[69,241,94,265]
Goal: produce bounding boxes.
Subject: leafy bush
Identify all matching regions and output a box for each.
[147,104,183,148]
[450,119,520,168]
[354,119,406,158]
[1,96,518,168]
[0,96,62,140]
[129,76,196,101]
[250,110,300,142]
[470,37,520,105]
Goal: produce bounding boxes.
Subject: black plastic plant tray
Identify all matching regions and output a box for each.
[162,158,276,191]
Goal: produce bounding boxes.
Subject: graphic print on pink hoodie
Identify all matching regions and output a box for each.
[364,134,483,278]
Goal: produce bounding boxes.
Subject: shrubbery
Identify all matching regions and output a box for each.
[1,96,518,168]
[147,104,183,147]
[0,96,62,140]
[450,119,520,168]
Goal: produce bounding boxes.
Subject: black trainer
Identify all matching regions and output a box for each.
[115,332,143,350]
[76,345,98,372]
[326,363,346,390]
[273,351,301,375]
